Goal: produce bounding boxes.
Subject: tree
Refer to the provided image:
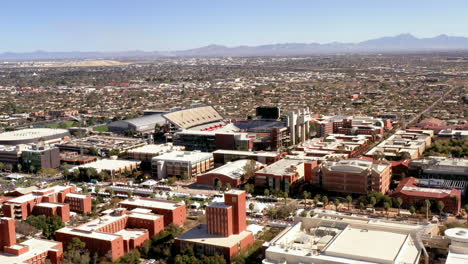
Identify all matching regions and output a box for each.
[409,205,416,217]
[383,202,391,219]
[396,197,403,216]
[437,201,445,216]
[334,199,340,212]
[264,189,270,197]
[243,184,254,194]
[397,151,411,161]
[225,183,232,191]
[216,180,223,191]
[0,162,4,171]
[118,250,141,264]
[303,191,311,208]
[25,215,65,239]
[424,200,431,221]
[346,195,353,211]
[181,171,189,181]
[464,204,468,223]
[29,165,36,174]
[242,159,257,182]
[370,197,377,208]
[322,196,329,207]
[127,190,133,198]
[63,238,90,264]
[249,203,255,213]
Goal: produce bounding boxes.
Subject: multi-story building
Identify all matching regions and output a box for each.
[151,151,213,179]
[315,115,391,138]
[21,145,61,170]
[366,129,433,160]
[212,149,280,166]
[56,208,164,261]
[197,159,263,188]
[408,157,468,181]
[176,190,254,262]
[317,159,392,194]
[71,158,141,177]
[2,185,92,220]
[263,212,430,264]
[254,159,306,193]
[119,198,186,227]
[391,177,461,213]
[126,143,184,163]
[0,217,63,264]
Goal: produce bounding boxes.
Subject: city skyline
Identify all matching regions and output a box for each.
[1,0,468,52]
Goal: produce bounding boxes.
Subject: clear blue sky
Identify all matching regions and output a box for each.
[1,0,467,52]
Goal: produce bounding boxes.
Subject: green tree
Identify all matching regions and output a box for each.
[25,215,64,239]
[346,195,353,211]
[242,159,257,182]
[303,191,311,208]
[225,183,232,191]
[322,196,329,207]
[249,202,255,213]
[216,180,223,190]
[397,151,412,160]
[409,205,416,217]
[370,197,377,208]
[437,201,445,216]
[334,199,340,212]
[383,202,391,219]
[264,189,270,197]
[243,183,254,194]
[0,162,4,171]
[424,200,431,221]
[63,237,90,264]
[396,197,403,216]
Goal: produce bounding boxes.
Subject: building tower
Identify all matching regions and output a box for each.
[0,217,16,251]
[224,190,247,234]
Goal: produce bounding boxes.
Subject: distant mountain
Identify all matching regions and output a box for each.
[2,34,468,60]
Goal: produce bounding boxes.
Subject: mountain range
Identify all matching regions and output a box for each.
[2,34,468,60]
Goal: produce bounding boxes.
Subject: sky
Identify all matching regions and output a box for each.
[1,0,467,52]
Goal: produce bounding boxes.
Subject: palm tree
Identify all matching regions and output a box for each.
[334,199,340,212]
[424,200,431,221]
[396,197,403,216]
[346,195,353,211]
[383,202,390,219]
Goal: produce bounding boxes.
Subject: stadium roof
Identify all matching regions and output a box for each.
[163,105,223,129]
[0,128,69,145]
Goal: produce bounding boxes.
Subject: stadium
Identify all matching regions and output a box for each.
[0,128,70,145]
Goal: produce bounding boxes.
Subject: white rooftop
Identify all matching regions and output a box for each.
[57,227,121,241]
[152,151,213,163]
[177,224,252,248]
[127,143,184,154]
[120,198,182,210]
[0,238,62,264]
[72,159,141,172]
[256,159,304,176]
[200,159,262,180]
[213,149,279,158]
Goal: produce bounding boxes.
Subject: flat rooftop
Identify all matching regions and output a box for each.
[323,227,416,263]
[152,151,213,163]
[76,213,127,232]
[127,143,184,154]
[114,229,147,240]
[256,159,304,176]
[120,198,182,211]
[201,159,261,180]
[57,227,121,241]
[0,238,62,264]
[213,149,279,158]
[72,159,141,172]
[177,224,253,248]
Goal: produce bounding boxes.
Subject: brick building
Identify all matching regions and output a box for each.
[255,159,306,193]
[0,217,63,264]
[2,185,92,221]
[176,190,254,262]
[197,159,263,188]
[119,198,186,227]
[151,151,214,179]
[317,159,392,194]
[390,177,461,213]
[56,208,164,261]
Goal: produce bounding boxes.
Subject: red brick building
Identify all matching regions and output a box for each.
[390,177,461,213]
[0,217,63,264]
[318,159,392,194]
[119,198,186,227]
[55,208,164,261]
[2,185,92,220]
[33,203,70,222]
[176,190,254,262]
[255,159,306,193]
